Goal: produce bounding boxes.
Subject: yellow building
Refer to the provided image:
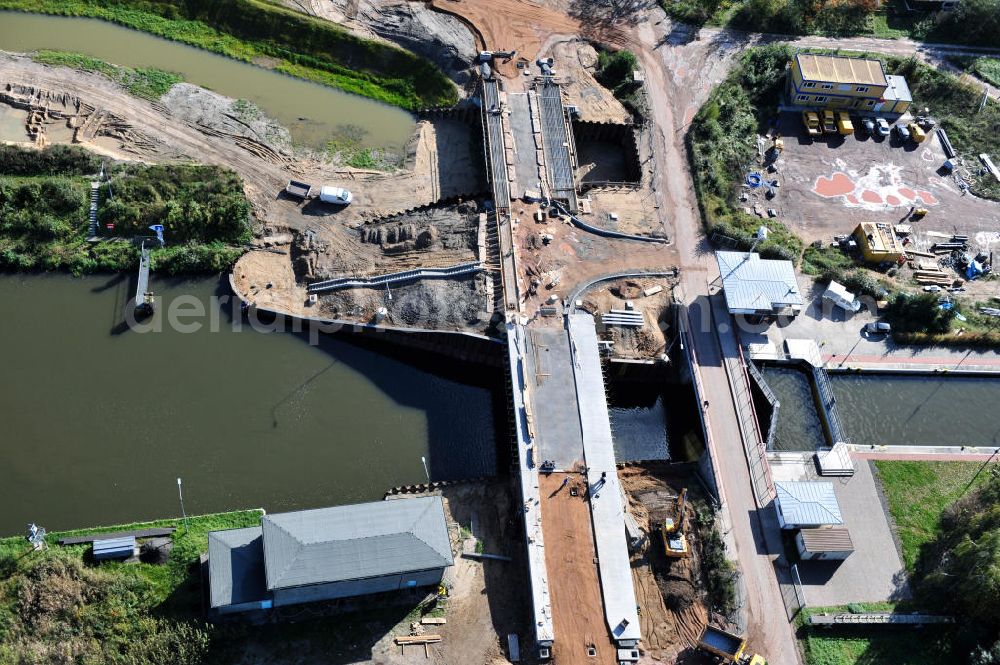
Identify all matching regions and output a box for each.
[789,53,911,115]
[854,222,905,264]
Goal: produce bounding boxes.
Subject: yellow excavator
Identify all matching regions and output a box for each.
[662,488,689,558]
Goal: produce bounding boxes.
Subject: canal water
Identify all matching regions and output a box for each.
[0,12,415,150]
[830,373,1000,447]
[608,379,704,463]
[0,275,498,536]
[761,364,1000,450]
[760,365,828,452]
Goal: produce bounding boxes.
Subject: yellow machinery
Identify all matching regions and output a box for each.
[822,110,837,134]
[801,111,821,137]
[662,489,690,558]
[912,208,928,219]
[909,122,927,143]
[836,112,853,136]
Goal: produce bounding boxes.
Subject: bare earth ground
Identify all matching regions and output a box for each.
[576,278,676,359]
[618,464,710,665]
[538,472,617,665]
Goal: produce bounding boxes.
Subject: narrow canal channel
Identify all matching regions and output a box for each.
[760,364,1000,450]
[0,275,499,535]
[0,12,415,150]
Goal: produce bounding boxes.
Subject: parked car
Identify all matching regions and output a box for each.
[862,117,875,136]
[836,112,854,136]
[895,123,911,142]
[909,122,927,143]
[875,118,890,137]
[822,109,837,134]
[319,186,353,205]
[865,321,891,334]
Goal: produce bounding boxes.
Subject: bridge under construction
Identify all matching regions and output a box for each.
[481,69,641,663]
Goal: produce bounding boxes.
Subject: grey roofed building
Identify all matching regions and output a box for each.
[883,75,912,108]
[207,526,268,611]
[775,481,845,529]
[716,251,803,316]
[262,495,453,591]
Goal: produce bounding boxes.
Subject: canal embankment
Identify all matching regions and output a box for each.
[0,4,457,111]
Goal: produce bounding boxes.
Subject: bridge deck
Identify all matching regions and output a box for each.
[482,79,511,210]
[507,324,555,648]
[567,313,641,645]
[536,81,578,212]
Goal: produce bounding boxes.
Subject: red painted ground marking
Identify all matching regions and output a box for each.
[846,194,858,204]
[917,190,938,205]
[886,195,901,206]
[898,187,916,200]
[822,353,1000,367]
[860,190,882,204]
[813,172,855,197]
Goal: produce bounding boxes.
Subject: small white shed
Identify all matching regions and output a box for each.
[775,481,844,530]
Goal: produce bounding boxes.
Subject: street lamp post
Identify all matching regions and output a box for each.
[177,477,189,531]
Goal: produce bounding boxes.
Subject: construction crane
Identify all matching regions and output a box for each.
[662,488,689,559]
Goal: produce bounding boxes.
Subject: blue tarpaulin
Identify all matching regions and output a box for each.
[966,260,983,280]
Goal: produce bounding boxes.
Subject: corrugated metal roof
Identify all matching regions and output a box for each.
[262,496,453,590]
[776,481,844,526]
[796,53,887,87]
[208,526,267,608]
[799,527,855,552]
[716,251,803,314]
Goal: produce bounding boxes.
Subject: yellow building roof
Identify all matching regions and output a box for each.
[796,54,887,87]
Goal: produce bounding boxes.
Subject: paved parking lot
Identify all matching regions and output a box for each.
[754,112,1000,247]
[770,456,909,606]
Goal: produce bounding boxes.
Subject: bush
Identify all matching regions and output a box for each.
[0,145,250,275]
[930,0,1000,47]
[918,473,1000,657]
[884,292,955,334]
[688,45,804,261]
[594,49,647,119]
[100,163,252,244]
[0,144,101,177]
[699,520,737,615]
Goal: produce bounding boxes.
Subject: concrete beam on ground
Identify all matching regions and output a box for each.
[566,313,641,645]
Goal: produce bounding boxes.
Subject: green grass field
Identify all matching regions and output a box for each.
[798,604,957,665]
[874,460,991,571]
[0,510,262,664]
